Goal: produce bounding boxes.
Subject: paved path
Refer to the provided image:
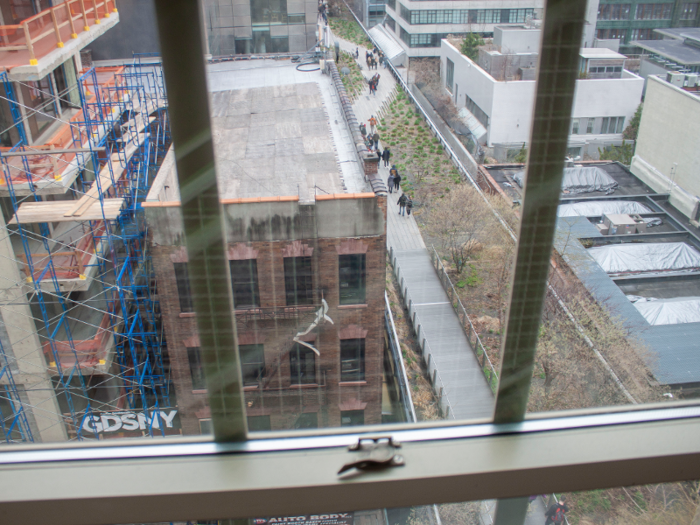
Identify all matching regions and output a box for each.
[331,33,494,420]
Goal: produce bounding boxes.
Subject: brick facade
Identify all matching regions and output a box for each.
[152,198,387,434]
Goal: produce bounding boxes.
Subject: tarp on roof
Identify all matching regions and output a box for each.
[629,296,700,325]
[589,242,700,275]
[514,166,618,195]
[368,24,406,67]
[557,200,652,217]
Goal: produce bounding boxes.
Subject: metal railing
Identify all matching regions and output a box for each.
[389,247,455,420]
[429,245,499,394]
[0,0,117,66]
[385,291,417,424]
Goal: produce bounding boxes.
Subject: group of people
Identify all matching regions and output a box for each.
[368,73,380,95]
[360,117,411,217]
[317,1,328,23]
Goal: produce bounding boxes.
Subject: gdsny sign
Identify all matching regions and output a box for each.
[81,410,178,434]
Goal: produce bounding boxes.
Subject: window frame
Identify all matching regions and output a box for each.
[229,259,261,309]
[239,343,266,386]
[284,256,314,306]
[187,346,206,391]
[173,262,194,313]
[340,338,366,382]
[338,253,366,305]
[4,2,700,524]
[290,344,317,385]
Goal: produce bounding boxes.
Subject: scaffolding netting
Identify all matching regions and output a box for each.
[628,296,700,325]
[588,242,700,275]
[558,200,652,217]
[514,166,619,195]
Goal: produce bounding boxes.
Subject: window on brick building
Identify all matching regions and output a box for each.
[199,419,212,434]
[229,259,260,308]
[340,410,365,426]
[340,339,366,382]
[248,415,271,431]
[240,344,265,386]
[294,412,318,429]
[339,254,366,304]
[284,257,314,305]
[187,347,206,390]
[173,262,193,312]
[290,344,316,384]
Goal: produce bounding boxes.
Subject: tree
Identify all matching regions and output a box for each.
[460,32,484,61]
[513,144,527,163]
[425,184,494,274]
[623,103,643,140]
[598,141,634,166]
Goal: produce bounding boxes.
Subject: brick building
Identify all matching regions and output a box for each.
[144,70,389,434]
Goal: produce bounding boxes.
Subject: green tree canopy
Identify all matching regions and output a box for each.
[461,33,485,61]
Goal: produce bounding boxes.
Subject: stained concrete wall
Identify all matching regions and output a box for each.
[88,0,161,60]
[631,75,700,219]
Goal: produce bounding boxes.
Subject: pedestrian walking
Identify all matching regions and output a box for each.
[382,148,391,167]
[387,172,395,193]
[369,116,377,134]
[359,122,367,138]
[372,132,379,147]
[406,197,413,215]
[544,497,569,525]
[376,149,382,162]
[397,194,408,216]
[355,47,359,59]
[394,172,401,192]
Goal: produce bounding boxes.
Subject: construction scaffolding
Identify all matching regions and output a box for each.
[0,58,172,442]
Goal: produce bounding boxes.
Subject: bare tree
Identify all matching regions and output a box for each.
[425,184,494,274]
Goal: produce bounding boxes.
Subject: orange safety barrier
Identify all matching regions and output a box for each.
[18,221,107,281]
[0,66,125,186]
[0,0,117,67]
[44,303,117,370]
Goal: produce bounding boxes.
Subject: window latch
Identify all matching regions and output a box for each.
[338,437,405,475]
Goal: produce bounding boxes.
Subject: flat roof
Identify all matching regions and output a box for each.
[579,48,627,60]
[633,39,700,66]
[654,27,700,41]
[147,59,369,204]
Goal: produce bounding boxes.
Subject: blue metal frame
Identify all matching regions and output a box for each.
[0,61,172,441]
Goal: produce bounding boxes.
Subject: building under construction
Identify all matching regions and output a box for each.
[0,0,174,443]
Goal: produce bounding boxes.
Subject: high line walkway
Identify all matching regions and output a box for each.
[332,33,494,421]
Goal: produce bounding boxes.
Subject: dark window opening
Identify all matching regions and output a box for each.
[290,344,316,384]
[187,347,206,391]
[230,259,260,308]
[340,338,366,382]
[174,262,193,313]
[248,415,272,431]
[294,412,318,429]
[341,410,365,426]
[339,254,366,304]
[284,256,314,305]
[239,343,265,386]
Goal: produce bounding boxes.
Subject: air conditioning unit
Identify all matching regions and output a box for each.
[603,213,646,235]
[667,72,684,87]
[686,74,699,87]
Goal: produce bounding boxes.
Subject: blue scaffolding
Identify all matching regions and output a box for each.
[0,61,172,441]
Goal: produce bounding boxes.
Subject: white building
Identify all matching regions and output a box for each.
[630,74,700,222]
[381,0,545,58]
[440,26,644,160]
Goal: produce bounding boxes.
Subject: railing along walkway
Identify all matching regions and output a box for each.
[390,246,494,420]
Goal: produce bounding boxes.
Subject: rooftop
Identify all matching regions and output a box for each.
[579,48,627,60]
[147,60,369,204]
[633,38,700,67]
[483,161,700,386]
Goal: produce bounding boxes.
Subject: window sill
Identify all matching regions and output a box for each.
[179,312,196,318]
[289,383,319,389]
[337,304,368,309]
[243,386,259,391]
[339,381,367,386]
[192,389,207,394]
